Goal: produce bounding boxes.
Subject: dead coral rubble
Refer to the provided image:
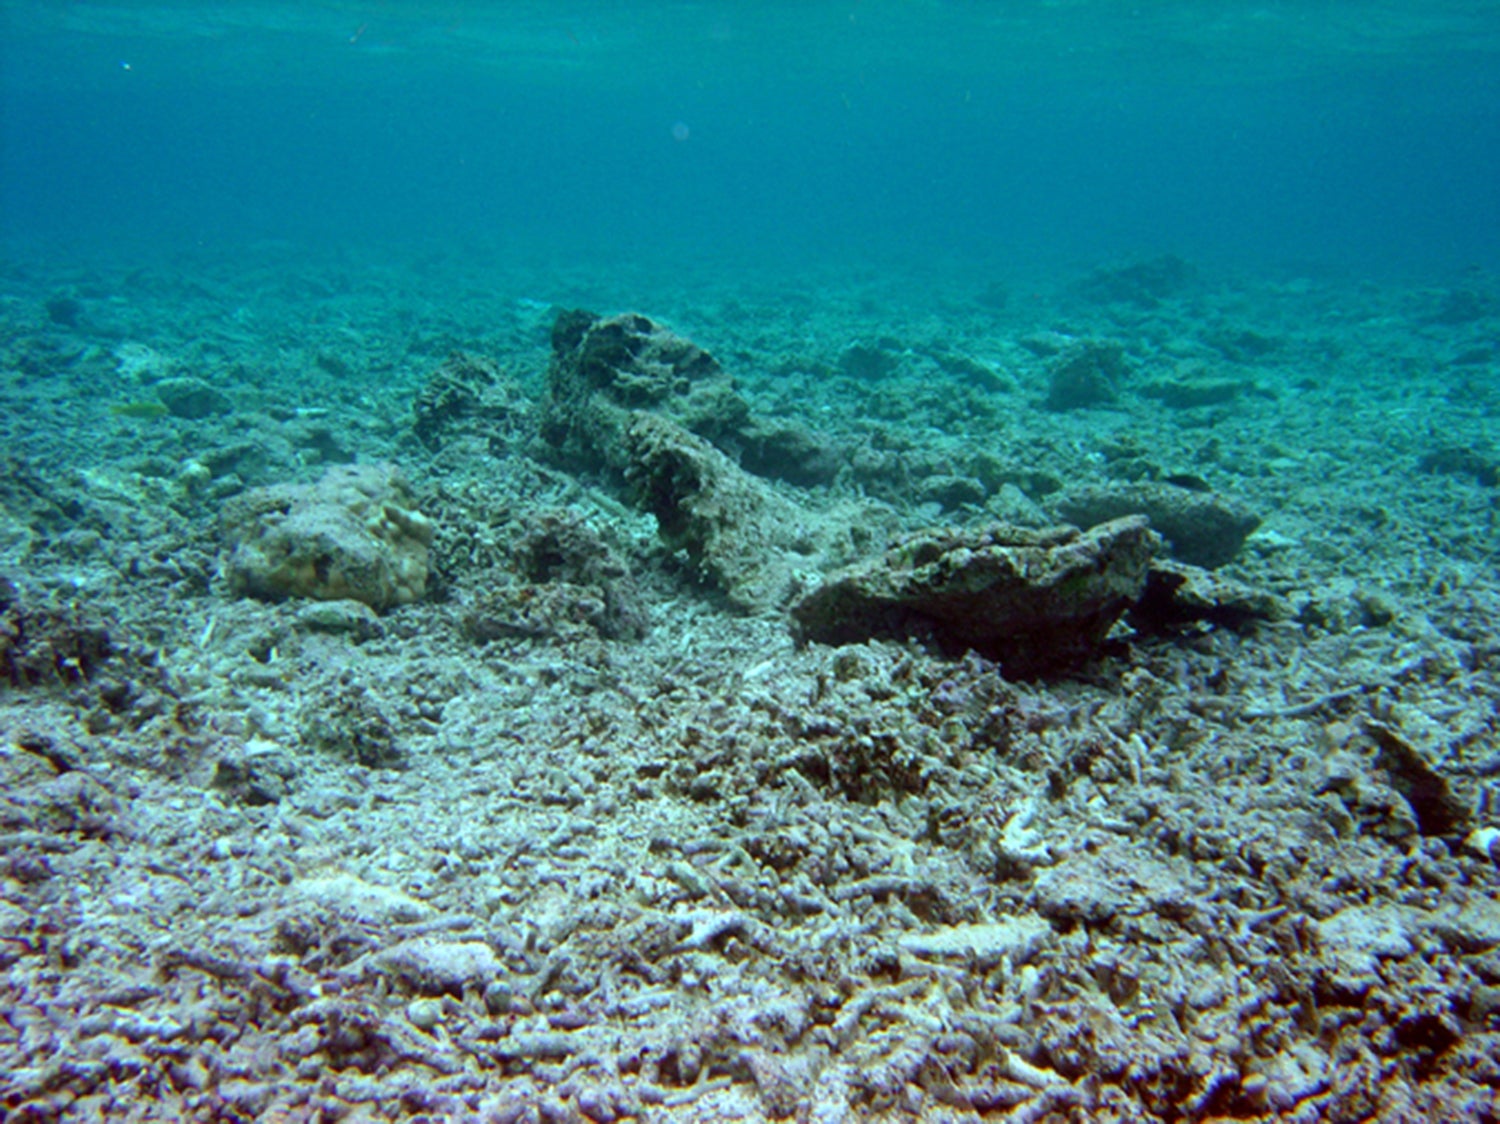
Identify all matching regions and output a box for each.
[411,350,532,454]
[6,261,1500,1122]
[460,510,649,642]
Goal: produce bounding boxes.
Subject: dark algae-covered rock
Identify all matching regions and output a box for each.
[1131,559,1289,632]
[790,516,1158,674]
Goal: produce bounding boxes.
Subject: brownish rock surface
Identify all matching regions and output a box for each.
[791,516,1158,673]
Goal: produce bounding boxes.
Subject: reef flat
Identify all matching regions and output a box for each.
[2,244,1498,1121]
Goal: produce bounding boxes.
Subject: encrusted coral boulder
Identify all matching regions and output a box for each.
[220,464,433,611]
[791,516,1158,674]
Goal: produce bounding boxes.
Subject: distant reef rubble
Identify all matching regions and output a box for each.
[215,308,1278,676]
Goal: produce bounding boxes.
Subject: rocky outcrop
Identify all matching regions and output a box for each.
[540,310,751,476]
[540,310,841,488]
[538,311,856,610]
[790,516,1158,675]
[622,413,828,611]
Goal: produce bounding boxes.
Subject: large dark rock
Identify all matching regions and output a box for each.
[790,516,1158,675]
[1131,559,1289,633]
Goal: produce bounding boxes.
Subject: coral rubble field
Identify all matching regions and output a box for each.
[2,246,1499,1121]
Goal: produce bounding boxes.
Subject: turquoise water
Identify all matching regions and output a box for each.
[4,0,1498,274]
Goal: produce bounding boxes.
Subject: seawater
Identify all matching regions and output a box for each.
[2,0,1498,278]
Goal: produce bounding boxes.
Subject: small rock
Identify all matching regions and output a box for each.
[295,872,432,924]
[364,937,503,995]
[1052,482,1261,569]
[1316,904,1419,979]
[1465,826,1500,863]
[295,599,384,641]
[1364,718,1469,837]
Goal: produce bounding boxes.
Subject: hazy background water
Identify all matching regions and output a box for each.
[3,1,1498,278]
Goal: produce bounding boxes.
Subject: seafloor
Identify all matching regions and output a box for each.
[1,243,1497,1123]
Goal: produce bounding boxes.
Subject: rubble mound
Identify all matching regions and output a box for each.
[461,512,649,642]
[411,351,532,453]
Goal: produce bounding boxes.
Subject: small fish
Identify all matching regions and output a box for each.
[109,401,170,419]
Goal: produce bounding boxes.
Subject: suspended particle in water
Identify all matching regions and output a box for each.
[671,121,691,142]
